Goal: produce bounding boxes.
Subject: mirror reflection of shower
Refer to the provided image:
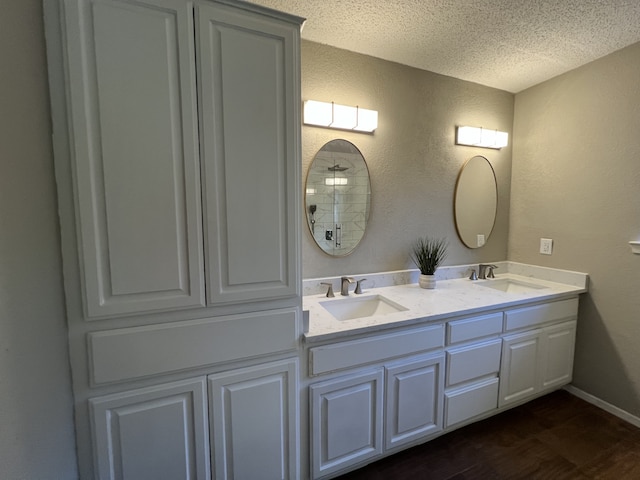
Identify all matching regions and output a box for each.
[308,204,317,234]
[304,139,371,256]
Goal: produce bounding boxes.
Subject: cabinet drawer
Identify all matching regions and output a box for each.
[447,313,503,344]
[309,324,444,376]
[445,377,499,428]
[89,308,298,385]
[446,339,502,387]
[505,298,578,332]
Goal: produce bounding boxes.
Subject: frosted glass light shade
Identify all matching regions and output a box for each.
[303,100,378,132]
[331,103,357,129]
[304,100,332,126]
[457,126,508,149]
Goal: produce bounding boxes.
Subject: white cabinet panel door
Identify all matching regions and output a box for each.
[90,378,209,480]
[385,354,445,450]
[208,359,299,480]
[64,0,205,318]
[310,369,384,478]
[541,320,577,391]
[499,330,541,407]
[197,2,300,305]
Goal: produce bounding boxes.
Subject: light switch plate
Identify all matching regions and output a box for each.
[477,234,485,247]
[540,238,553,255]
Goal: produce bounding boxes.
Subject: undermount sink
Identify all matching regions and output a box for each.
[320,295,409,321]
[476,278,547,294]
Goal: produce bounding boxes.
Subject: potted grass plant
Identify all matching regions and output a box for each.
[411,236,448,289]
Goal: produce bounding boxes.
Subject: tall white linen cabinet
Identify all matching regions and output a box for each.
[44,0,304,478]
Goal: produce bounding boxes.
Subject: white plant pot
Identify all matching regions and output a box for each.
[419,274,436,289]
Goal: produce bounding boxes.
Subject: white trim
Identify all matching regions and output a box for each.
[563,385,640,428]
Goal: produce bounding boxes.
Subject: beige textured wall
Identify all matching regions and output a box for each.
[0,1,78,478]
[511,42,640,414]
[301,41,514,278]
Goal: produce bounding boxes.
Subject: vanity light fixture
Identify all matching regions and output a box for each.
[325,177,348,186]
[303,100,378,133]
[456,126,509,149]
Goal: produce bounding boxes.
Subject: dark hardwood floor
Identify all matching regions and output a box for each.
[337,390,640,479]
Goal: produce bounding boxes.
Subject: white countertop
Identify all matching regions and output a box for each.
[303,267,588,343]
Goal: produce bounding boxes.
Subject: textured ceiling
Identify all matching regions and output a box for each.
[249,0,640,92]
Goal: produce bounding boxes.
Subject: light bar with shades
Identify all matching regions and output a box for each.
[303,100,378,133]
[456,126,509,149]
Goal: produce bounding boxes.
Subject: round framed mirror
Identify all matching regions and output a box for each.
[305,139,371,256]
[454,155,498,248]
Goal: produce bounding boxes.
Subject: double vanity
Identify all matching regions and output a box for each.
[302,262,587,478]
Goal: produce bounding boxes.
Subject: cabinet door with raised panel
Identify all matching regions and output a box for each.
[541,320,577,391]
[62,0,205,318]
[90,378,209,480]
[310,369,384,479]
[499,329,542,407]
[208,359,299,480]
[385,354,444,450]
[197,2,302,305]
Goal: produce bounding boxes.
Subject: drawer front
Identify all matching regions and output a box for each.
[505,298,578,332]
[309,324,444,376]
[447,313,503,345]
[445,377,499,428]
[89,308,299,385]
[446,339,502,387]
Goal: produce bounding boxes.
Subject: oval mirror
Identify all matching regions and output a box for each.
[454,155,497,248]
[305,139,371,256]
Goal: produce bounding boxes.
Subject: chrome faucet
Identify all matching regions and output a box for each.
[341,276,355,296]
[478,264,498,279]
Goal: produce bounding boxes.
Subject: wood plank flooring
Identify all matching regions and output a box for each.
[337,390,640,479]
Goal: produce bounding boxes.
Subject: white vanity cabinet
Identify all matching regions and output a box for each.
[56,0,302,319]
[90,358,299,480]
[308,325,445,478]
[309,355,445,479]
[305,293,583,478]
[499,299,578,407]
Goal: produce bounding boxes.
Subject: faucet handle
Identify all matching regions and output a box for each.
[469,269,478,281]
[320,282,335,297]
[355,278,367,294]
[487,265,498,279]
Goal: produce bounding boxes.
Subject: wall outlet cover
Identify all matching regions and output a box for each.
[540,238,553,255]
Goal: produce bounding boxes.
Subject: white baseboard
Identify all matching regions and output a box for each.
[563,385,640,428]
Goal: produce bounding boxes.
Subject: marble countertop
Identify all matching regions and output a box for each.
[303,264,588,343]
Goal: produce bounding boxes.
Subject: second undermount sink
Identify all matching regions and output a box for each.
[476,278,547,294]
[320,295,409,321]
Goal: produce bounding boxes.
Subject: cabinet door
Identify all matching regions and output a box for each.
[310,369,384,479]
[385,354,444,450]
[197,2,301,305]
[63,0,205,317]
[90,378,209,480]
[499,330,542,407]
[208,359,299,480]
[541,320,577,391]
